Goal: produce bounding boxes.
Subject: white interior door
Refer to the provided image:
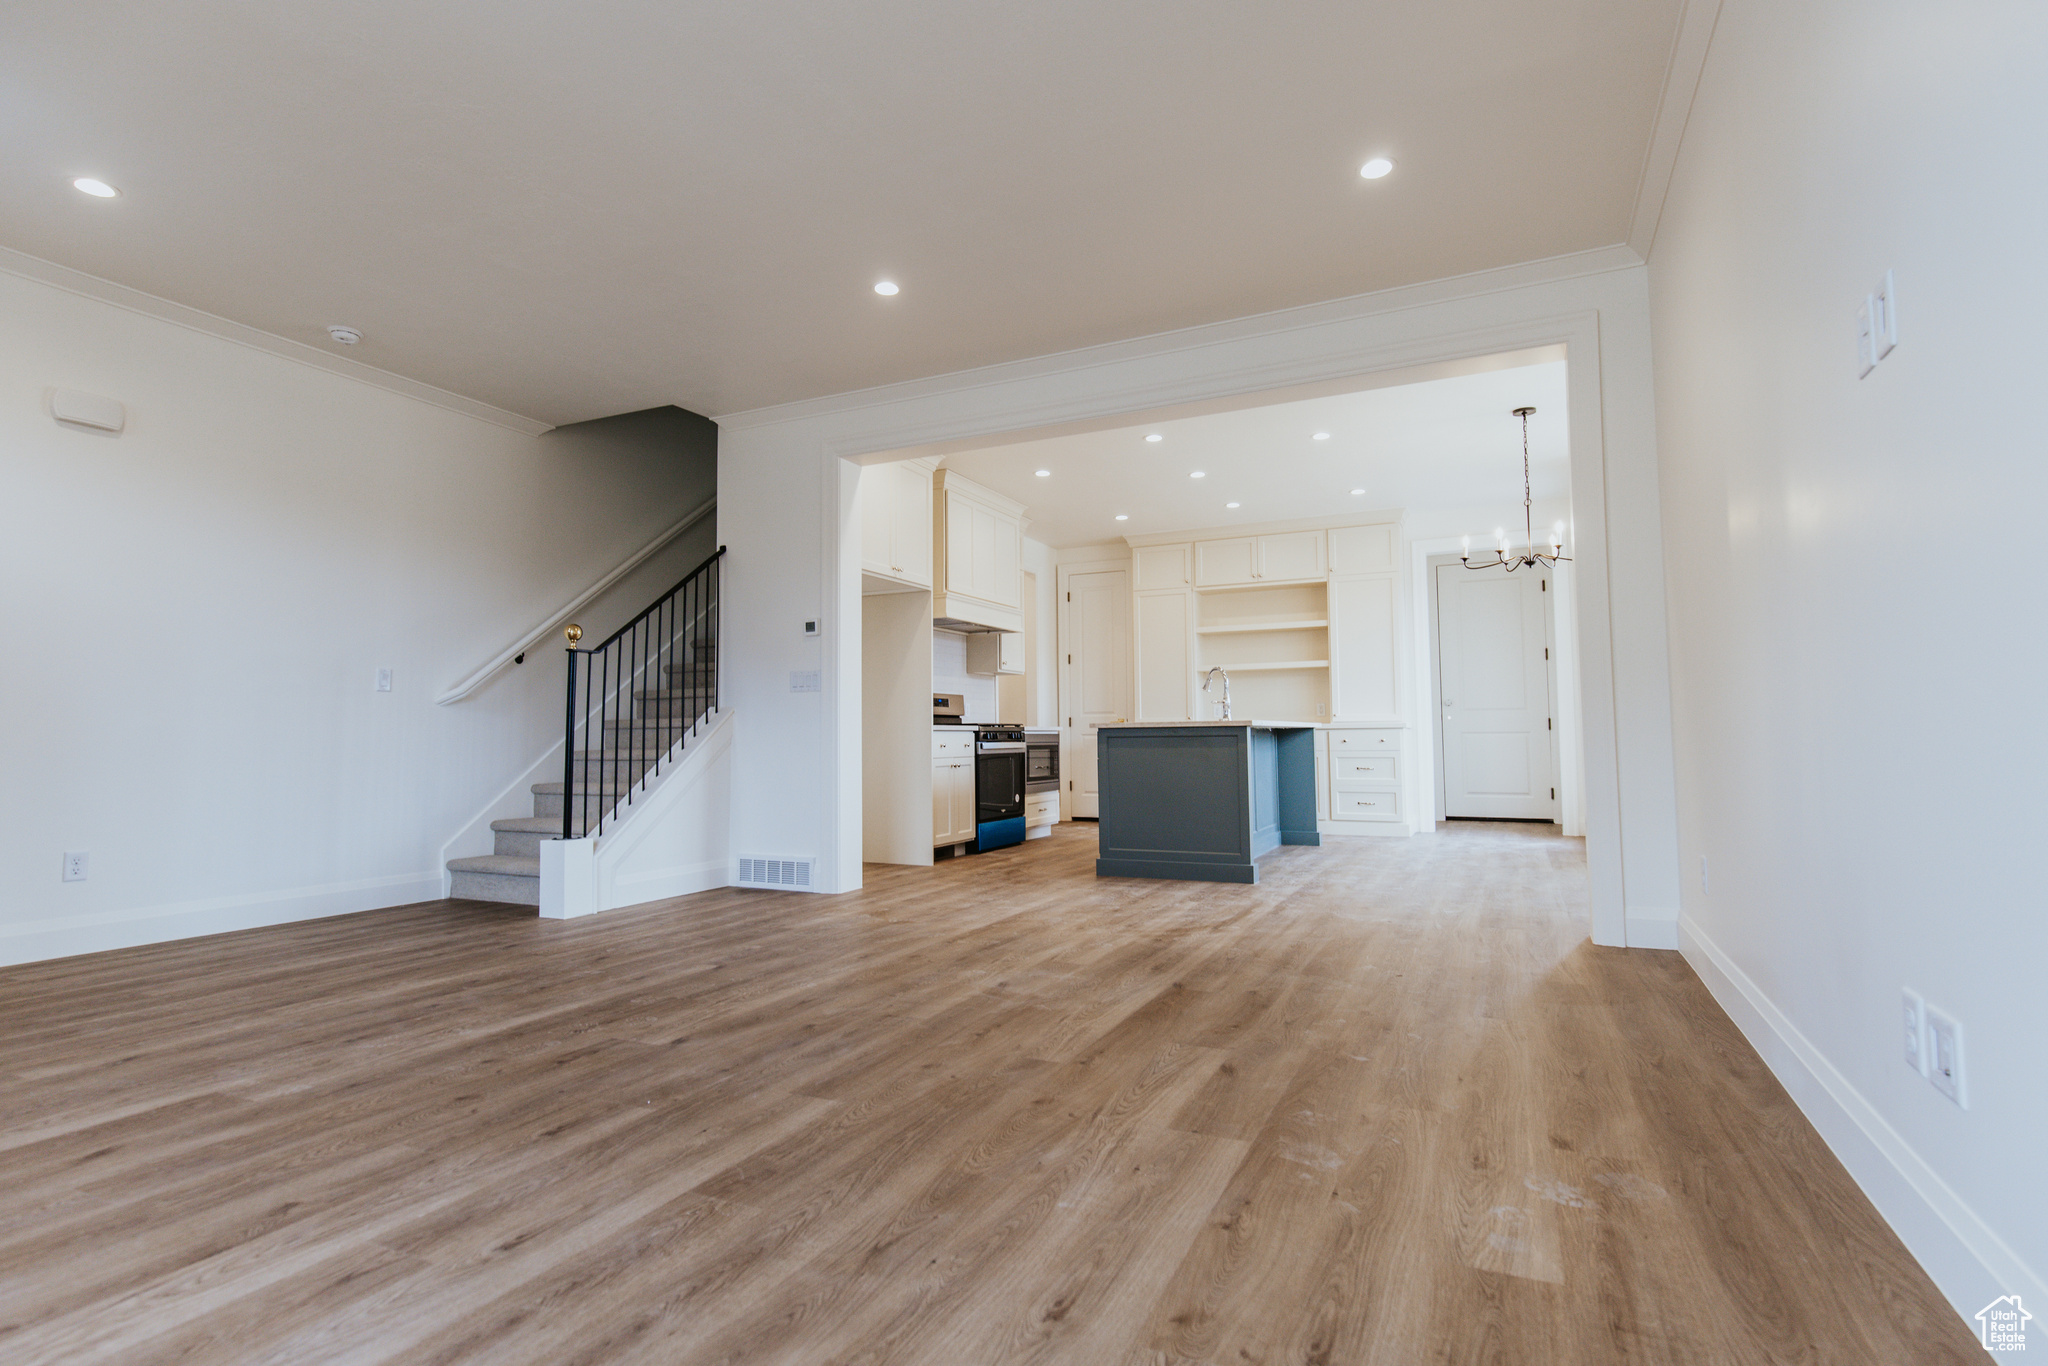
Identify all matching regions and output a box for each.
[1062,567,1129,817]
[1435,562,1557,821]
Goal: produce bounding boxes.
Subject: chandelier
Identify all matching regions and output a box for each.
[1462,405,1569,572]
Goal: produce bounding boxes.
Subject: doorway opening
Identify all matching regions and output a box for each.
[852,342,1587,878]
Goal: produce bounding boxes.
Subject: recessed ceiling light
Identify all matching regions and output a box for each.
[1034,469,1051,477]
[1359,158,1394,180]
[327,325,363,345]
[1190,471,1206,479]
[1226,502,1241,509]
[1350,488,1366,496]
[1115,514,1129,521]
[1312,432,1331,441]
[1144,433,1163,443]
[874,280,899,296]
[73,177,119,198]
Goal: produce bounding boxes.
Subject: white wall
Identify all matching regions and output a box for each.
[716,251,1682,944]
[0,268,715,964]
[931,630,999,723]
[1649,0,2048,1318]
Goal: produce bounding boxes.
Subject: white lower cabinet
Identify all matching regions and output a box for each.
[933,758,977,846]
[1325,727,1407,830]
[1025,791,1060,827]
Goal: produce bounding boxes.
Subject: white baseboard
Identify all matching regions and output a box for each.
[1679,914,2043,1328]
[0,871,443,967]
[608,857,731,905]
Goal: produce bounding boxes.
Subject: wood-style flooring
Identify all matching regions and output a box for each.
[0,822,1981,1364]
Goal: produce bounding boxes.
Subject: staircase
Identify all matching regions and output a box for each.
[446,549,723,905]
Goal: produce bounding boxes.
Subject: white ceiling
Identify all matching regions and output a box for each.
[942,357,1569,547]
[3,2,1682,424]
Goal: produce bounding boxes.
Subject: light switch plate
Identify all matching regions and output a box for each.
[1901,988,1926,1075]
[1873,269,1898,358]
[789,670,822,692]
[375,667,393,692]
[1856,297,1877,378]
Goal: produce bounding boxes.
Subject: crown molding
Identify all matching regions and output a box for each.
[1627,0,1726,262]
[715,244,1644,434]
[0,243,554,437]
[1123,508,1404,548]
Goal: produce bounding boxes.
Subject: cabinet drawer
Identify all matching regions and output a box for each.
[1332,788,1402,821]
[1328,729,1402,751]
[1025,792,1060,825]
[1332,752,1398,785]
[932,731,973,757]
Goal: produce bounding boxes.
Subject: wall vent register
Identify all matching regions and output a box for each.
[736,856,815,889]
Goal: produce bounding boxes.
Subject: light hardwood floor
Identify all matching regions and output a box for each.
[0,822,1981,1364]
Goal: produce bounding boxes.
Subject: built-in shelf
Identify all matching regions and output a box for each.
[1195,660,1330,672]
[1195,619,1328,635]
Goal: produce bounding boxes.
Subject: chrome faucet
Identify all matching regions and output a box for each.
[1201,666,1232,719]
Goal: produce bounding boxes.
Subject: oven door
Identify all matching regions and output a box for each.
[974,743,1028,851]
[976,746,1026,822]
[1025,741,1059,792]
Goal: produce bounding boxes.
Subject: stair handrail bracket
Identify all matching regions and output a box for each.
[561,546,724,843]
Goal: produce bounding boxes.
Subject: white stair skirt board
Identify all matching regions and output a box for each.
[541,709,734,919]
[1680,915,2044,1332]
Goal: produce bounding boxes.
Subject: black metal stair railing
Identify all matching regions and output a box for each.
[560,546,724,841]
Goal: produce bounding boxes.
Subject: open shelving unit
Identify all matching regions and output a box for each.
[1190,580,1330,722]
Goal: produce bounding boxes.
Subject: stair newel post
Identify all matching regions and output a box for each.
[561,625,582,843]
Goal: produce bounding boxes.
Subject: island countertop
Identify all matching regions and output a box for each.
[1094,719,1324,729]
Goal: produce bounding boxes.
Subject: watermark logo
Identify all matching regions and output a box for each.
[1977,1295,2032,1353]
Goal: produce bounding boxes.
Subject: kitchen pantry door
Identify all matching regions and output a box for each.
[1060,566,1129,818]
[1434,561,1558,821]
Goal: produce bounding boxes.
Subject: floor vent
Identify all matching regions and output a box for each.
[736,856,815,890]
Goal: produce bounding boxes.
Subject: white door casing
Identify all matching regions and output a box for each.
[1060,564,1130,818]
[1436,561,1557,821]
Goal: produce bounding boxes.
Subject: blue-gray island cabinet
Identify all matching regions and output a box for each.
[1094,721,1322,883]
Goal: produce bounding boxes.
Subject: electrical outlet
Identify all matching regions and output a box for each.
[1700,855,1709,894]
[63,851,88,882]
[1315,702,1327,716]
[1925,1004,1965,1107]
[374,667,393,692]
[1901,988,1926,1075]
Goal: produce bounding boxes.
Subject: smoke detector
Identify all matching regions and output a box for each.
[326,325,362,345]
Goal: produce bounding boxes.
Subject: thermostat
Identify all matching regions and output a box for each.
[803,620,819,637]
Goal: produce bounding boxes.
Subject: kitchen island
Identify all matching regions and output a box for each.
[1094,721,1321,883]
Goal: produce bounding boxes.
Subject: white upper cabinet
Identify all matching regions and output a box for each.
[860,459,934,588]
[1258,530,1324,582]
[1194,536,1259,587]
[1328,523,1395,576]
[965,630,1024,675]
[1134,543,1191,591]
[1192,531,1325,587]
[933,471,1026,631]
